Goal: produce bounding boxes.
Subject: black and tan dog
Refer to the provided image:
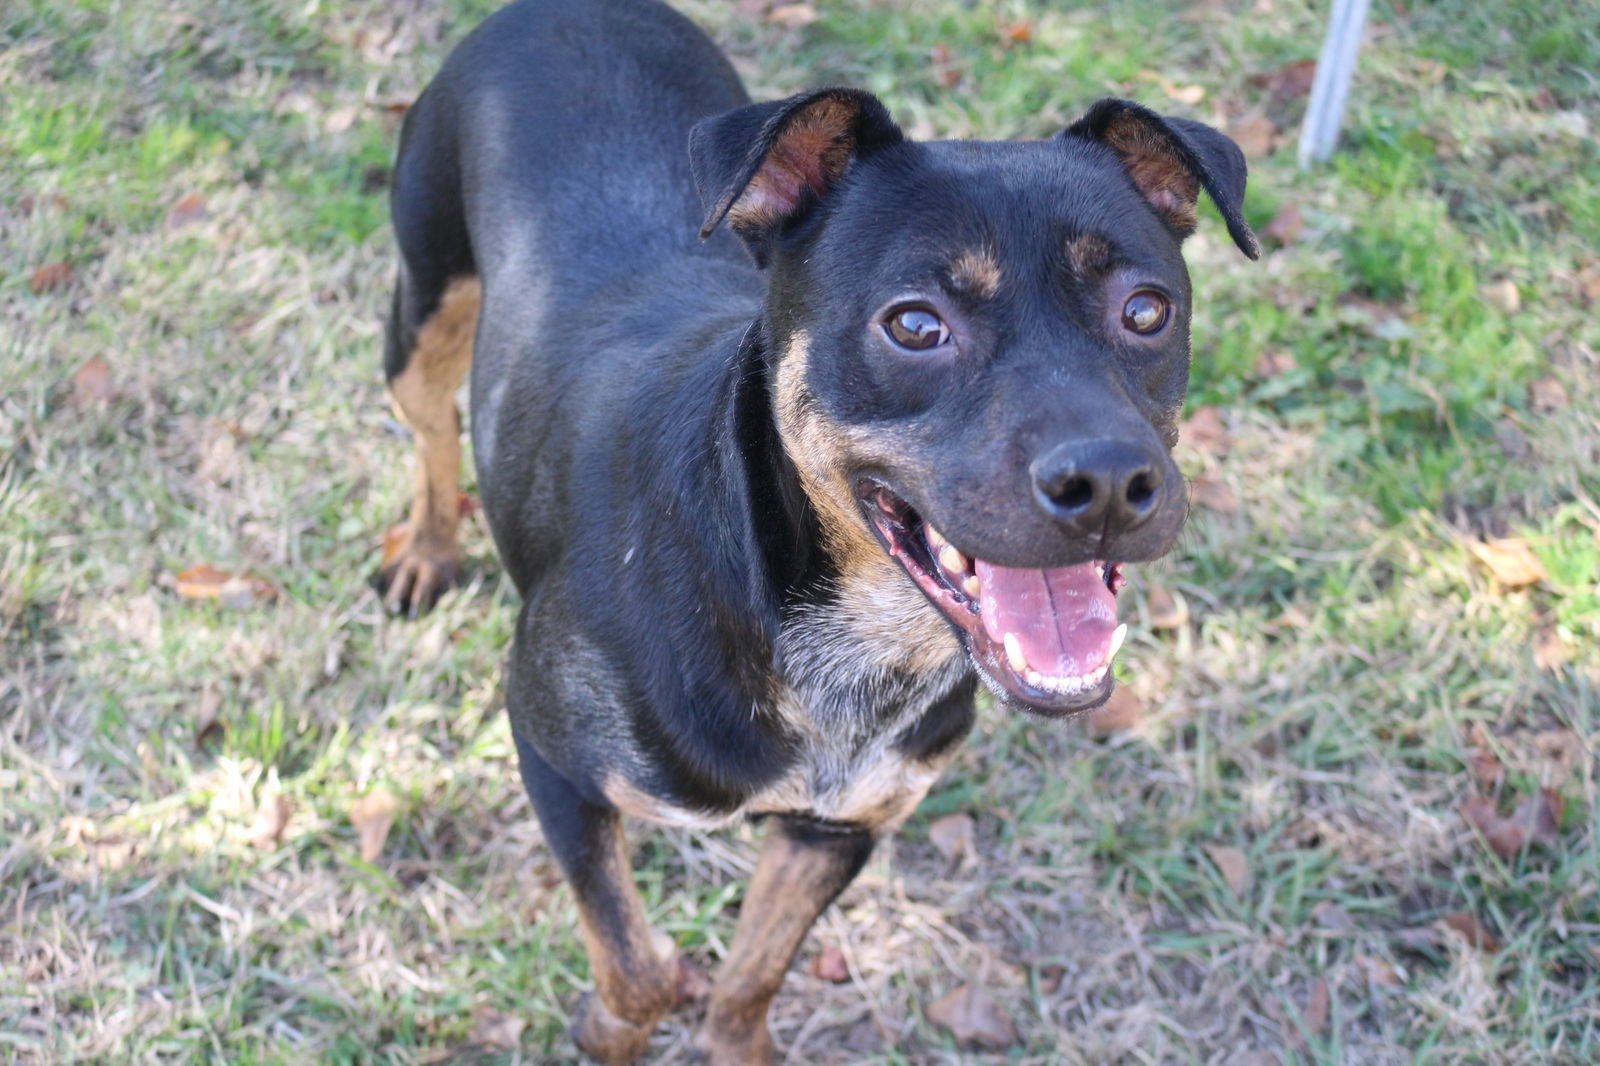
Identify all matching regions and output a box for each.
[374,0,1257,1060]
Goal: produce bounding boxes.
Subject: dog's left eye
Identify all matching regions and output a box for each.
[884,307,950,351]
[1121,291,1171,335]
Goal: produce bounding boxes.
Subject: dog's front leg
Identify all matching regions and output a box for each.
[515,738,677,1066]
[694,816,876,1065]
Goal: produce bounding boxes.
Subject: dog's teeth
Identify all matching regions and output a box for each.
[938,544,967,576]
[1025,668,1043,687]
[963,573,981,599]
[1003,632,1027,673]
[1107,623,1128,662]
[926,525,947,550]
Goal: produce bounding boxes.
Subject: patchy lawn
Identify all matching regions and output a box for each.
[2,0,1596,1063]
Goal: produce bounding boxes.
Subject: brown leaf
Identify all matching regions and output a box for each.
[1512,788,1564,848]
[1467,537,1547,587]
[1465,723,1503,792]
[1460,789,1561,859]
[1254,348,1297,379]
[1440,911,1500,953]
[1309,899,1356,932]
[926,983,1017,1049]
[350,788,400,862]
[194,688,224,748]
[1164,82,1206,105]
[1533,629,1572,670]
[1355,954,1402,987]
[931,44,963,89]
[175,564,279,607]
[1204,844,1249,895]
[810,944,850,983]
[1528,376,1568,413]
[1145,582,1189,630]
[1179,405,1231,457]
[998,19,1034,45]
[1191,474,1239,513]
[68,356,118,406]
[247,790,292,849]
[1460,795,1525,859]
[928,812,975,864]
[1087,685,1143,734]
[1249,58,1318,101]
[1301,976,1330,1034]
[1480,279,1520,315]
[1228,113,1278,159]
[1263,202,1304,245]
[165,192,208,230]
[470,1006,526,1051]
[766,3,818,28]
[29,261,75,293]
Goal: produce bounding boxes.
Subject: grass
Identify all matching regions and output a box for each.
[2,0,1597,1063]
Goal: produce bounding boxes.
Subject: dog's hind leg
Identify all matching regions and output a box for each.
[515,736,678,1066]
[374,270,479,616]
[693,817,876,1066]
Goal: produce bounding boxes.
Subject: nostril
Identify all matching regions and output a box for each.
[1050,475,1096,513]
[1125,471,1156,511]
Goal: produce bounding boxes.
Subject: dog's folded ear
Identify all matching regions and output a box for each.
[691,88,903,264]
[1061,99,1260,260]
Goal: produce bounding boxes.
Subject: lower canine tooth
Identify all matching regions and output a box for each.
[1003,633,1027,673]
[1108,623,1128,661]
[963,574,981,598]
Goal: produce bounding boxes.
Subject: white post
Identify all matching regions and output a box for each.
[1298,0,1372,169]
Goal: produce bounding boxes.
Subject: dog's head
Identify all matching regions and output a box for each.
[692,89,1257,717]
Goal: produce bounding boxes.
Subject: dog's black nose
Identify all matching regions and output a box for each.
[1031,439,1164,534]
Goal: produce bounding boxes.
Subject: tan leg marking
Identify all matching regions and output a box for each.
[378,276,481,615]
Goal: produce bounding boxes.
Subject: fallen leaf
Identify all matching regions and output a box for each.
[1263,202,1304,245]
[1480,279,1520,315]
[1165,82,1205,105]
[810,944,850,983]
[68,356,118,406]
[1309,899,1356,932]
[29,261,75,293]
[1179,405,1231,457]
[1465,723,1503,792]
[766,3,818,28]
[931,44,963,89]
[998,19,1034,45]
[1204,844,1249,895]
[1355,954,1402,987]
[674,954,712,1004]
[1228,113,1278,158]
[1533,629,1572,670]
[1145,582,1189,630]
[470,1007,526,1051]
[928,812,975,864]
[1440,911,1499,953]
[1301,976,1330,1034]
[1191,474,1239,513]
[1512,788,1564,848]
[1467,537,1547,587]
[1528,376,1568,413]
[1254,348,1297,378]
[194,687,224,748]
[175,564,280,607]
[926,983,1017,1049]
[350,788,400,862]
[1249,58,1318,101]
[1460,789,1562,859]
[1087,685,1143,734]
[165,192,208,230]
[247,790,292,849]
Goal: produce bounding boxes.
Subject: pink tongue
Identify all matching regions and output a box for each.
[975,560,1118,677]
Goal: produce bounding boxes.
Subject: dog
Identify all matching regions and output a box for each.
[373,0,1257,1060]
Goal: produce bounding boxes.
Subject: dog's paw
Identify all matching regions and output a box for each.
[570,992,659,1066]
[372,523,461,617]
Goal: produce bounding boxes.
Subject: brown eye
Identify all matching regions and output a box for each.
[1121,291,1171,335]
[884,307,950,351]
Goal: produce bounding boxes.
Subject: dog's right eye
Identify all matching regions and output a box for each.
[884,307,950,352]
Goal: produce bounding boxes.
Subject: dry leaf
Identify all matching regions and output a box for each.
[1480,279,1520,315]
[1165,83,1205,105]
[175,564,280,607]
[68,356,118,406]
[810,944,850,984]
[928,812,975,864]
[470,1007,526,1051]
[1228,114,1278,159]
[1191,475,1240,513]
[1087,685,1143,734]
[1180,405,1231,457]
[1355,954,1402,987]
[194,687,224,748]
[1465,723,1503,792]
[1309,899,1356,932]
[1301,976,1330,1034]
[931,44,963,89]
[1254,348,1297,379]
[998,20,1034,45]
[29,261,75,293]
[1467,537,1547,587]
[351,788,400,862]
[767,3,818,28]
[926,983,1017,1049]
[1440,911,1499,953]
[165,192,208,230]
[1528,376,1568,413]
[1533,629,1572,670]
[247,790,292,849]
[1145,582,1189,629]
[1249,58,1318,100]
[1263,202,1304,245]
[1204,844,1249,895]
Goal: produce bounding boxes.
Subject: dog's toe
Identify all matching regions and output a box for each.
[570,992,659,1066]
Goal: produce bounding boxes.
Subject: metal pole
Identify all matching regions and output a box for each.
[1298,0,1372,169]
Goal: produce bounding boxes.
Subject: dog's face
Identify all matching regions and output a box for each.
[693,92,1257,717]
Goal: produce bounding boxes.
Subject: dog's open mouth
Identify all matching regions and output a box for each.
[860,483,1127,716]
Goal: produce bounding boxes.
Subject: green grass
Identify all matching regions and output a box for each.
[3,0,1598,1063]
